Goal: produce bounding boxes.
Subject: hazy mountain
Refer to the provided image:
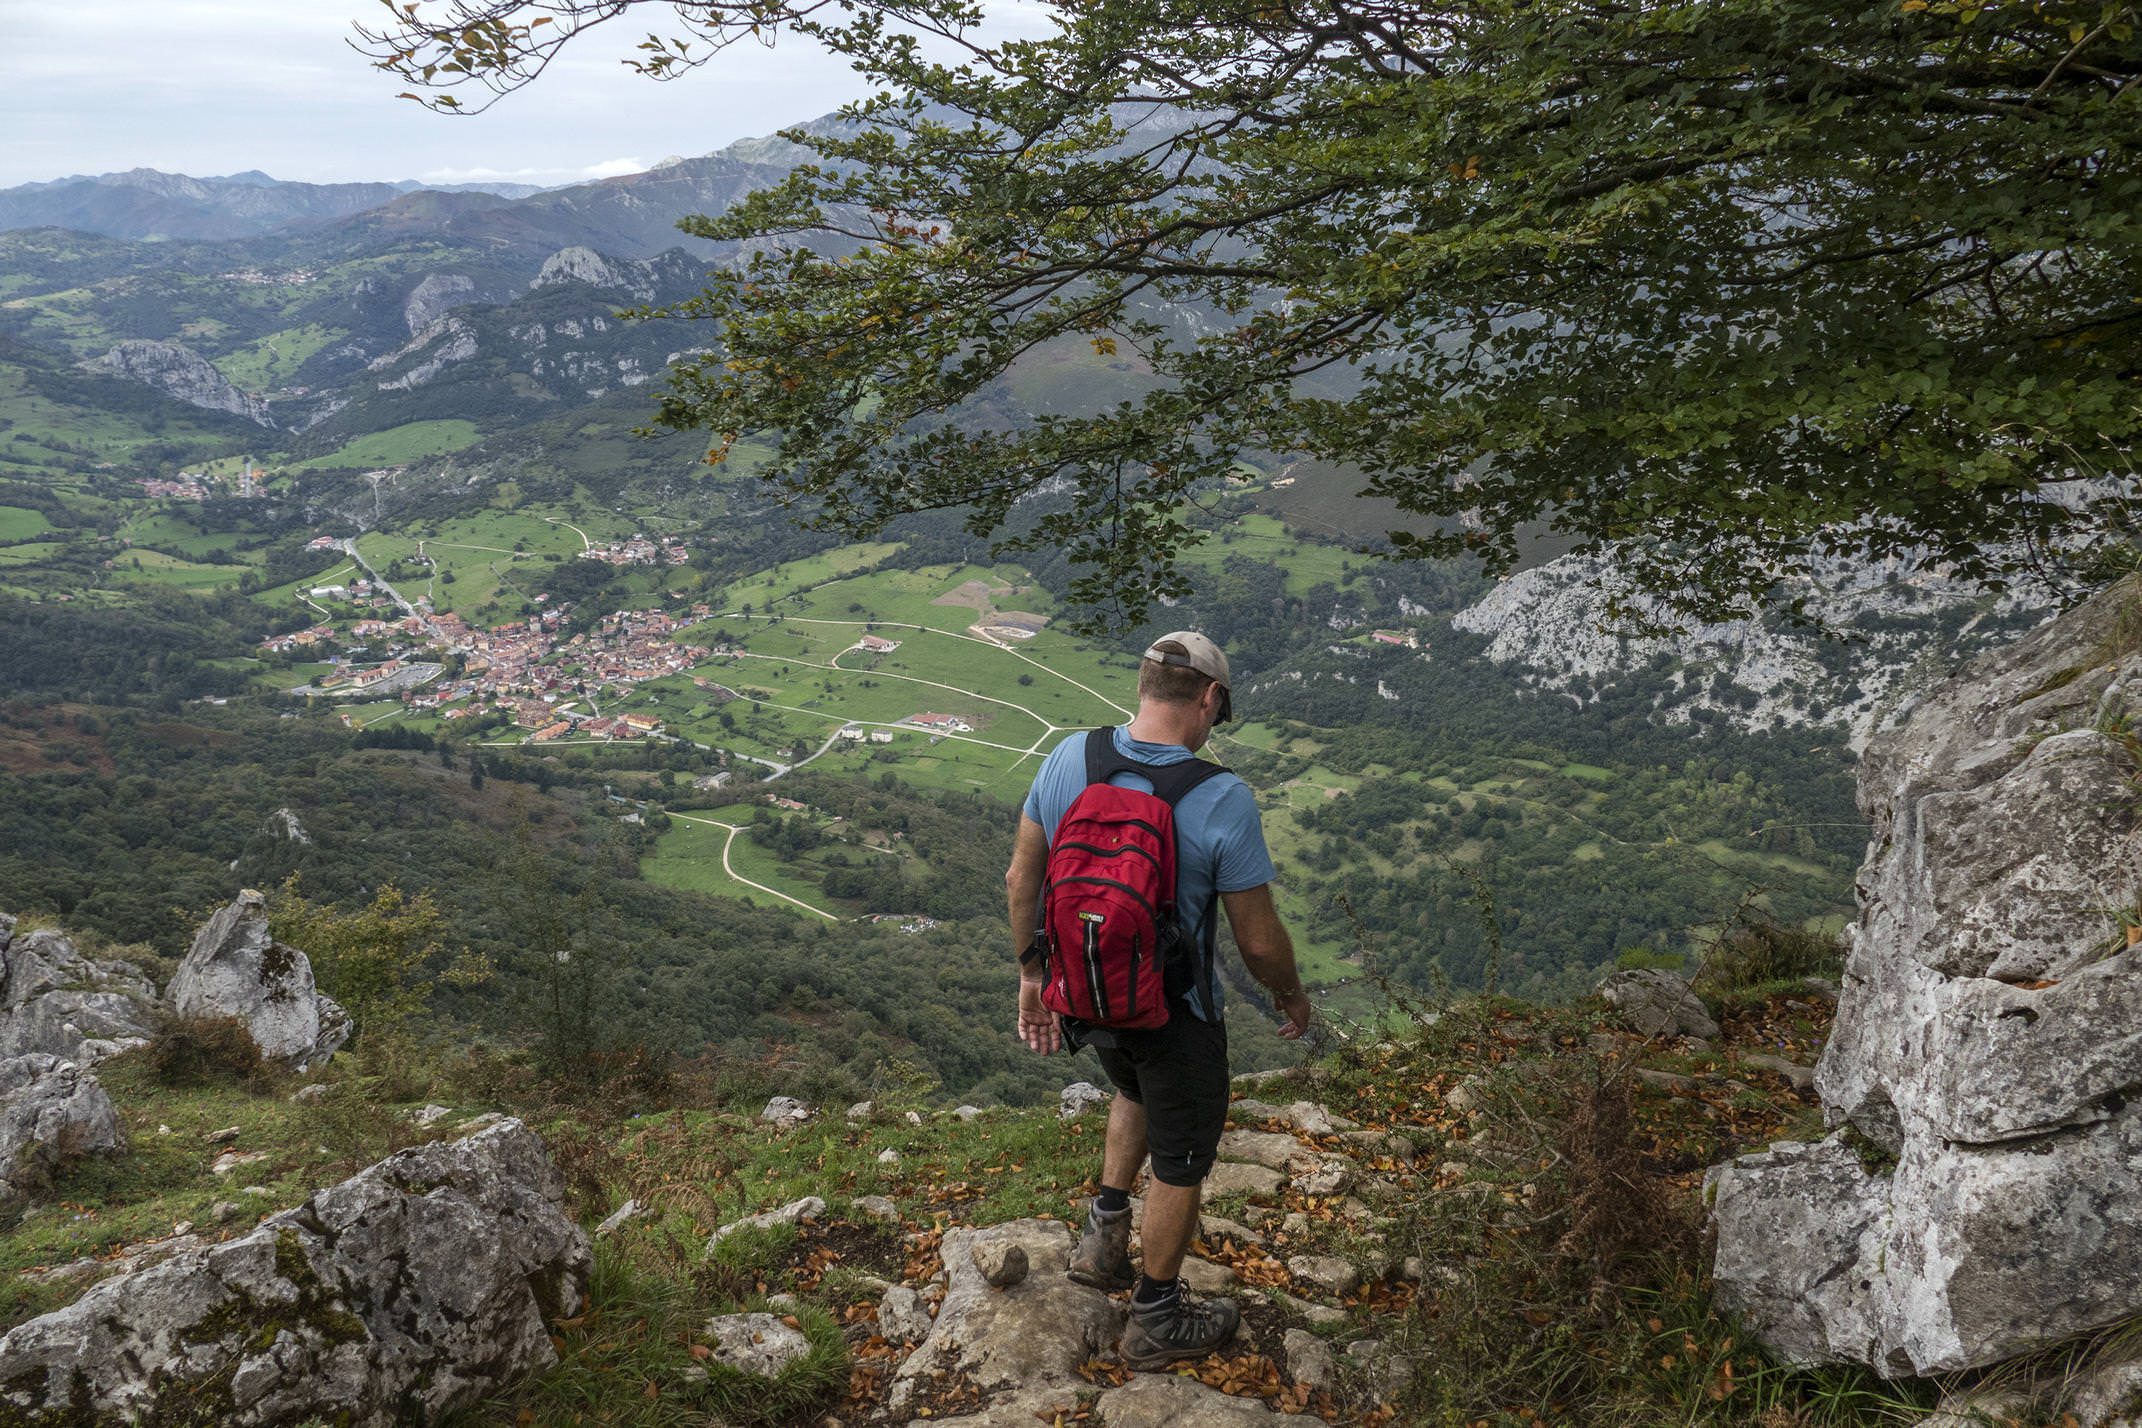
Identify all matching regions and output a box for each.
[0,169,552,242]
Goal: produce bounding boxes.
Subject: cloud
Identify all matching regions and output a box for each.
[418,158,647,184]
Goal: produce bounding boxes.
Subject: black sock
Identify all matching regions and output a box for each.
[1133,1274,1180,1307]
[1095,1186,1131,1214]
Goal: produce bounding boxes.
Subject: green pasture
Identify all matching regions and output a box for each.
[213,323,337,390]
[0,507,51,543]
[1175,513,1360,596]
[706,542,905,612]
[644,816,838,917]
[291,420,483,471]
[109,548,249,591]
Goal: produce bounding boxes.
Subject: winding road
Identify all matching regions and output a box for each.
[669,812,837,920]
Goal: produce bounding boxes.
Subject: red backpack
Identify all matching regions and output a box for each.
[1036,729,1229,1030]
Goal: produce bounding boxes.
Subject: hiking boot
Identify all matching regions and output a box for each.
[1065,1201,1135,1291]
[1121,1288,1240,1370]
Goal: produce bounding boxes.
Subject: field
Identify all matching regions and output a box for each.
[291,420,484,471]
[638,557,1142,800]
[213,323,336,390]
[0,507,52,543]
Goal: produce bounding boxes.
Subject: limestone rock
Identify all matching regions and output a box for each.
[953,1104,984,1121]
[1097,1374,1279,1425]
[971,1240,1028,1289]
[1706,1137,1887,1366]
[167,891,349,1070]
[1741,1054,1816,1093]
[1229,1098,1357,1134]
[1711,581,2142,1378]
[852,1194,899,1224]
[1284,1328,1335,1390]
[1217,1128,1308,1171]
[0,927,159,1065]
[846,1100,874,1120]
[530,246,656,299]
[0,1054,124,1202]
[1179,1256,1239,1294]
[1287,1254,1361,1298]
[1598,968,1719,1040]
[707,1196,825,1252]
[402,272,475,335]
[879,1285,933,1343]
[1059,1081,1108,1119]
[593,1198,644,1238]
[409,1104,452,1127]
[1293,1158,1355,1197]
[0,1120,589,1426]
[702,1312,812,1379]
[761,1096,811,1126]
[86,339,275,426]
[1204,1161,1286,1201]
[892,1219,1120,1403]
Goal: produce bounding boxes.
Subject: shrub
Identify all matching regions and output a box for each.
[1695,919,1845,1001]
[144,1012,267,1089]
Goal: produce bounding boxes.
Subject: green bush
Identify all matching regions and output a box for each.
[144,1013,268,1089]
[1696,919,1845,1002]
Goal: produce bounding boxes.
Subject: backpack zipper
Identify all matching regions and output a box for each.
[1083,915,1108,1020]
[1125,938,1140,1020]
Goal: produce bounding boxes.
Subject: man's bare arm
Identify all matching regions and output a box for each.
[1222,885,1312,1038]
[1006,815,1057,1053]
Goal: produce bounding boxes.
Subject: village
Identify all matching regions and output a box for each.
[267,593,717,745]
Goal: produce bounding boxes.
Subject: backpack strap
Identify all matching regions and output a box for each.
[1081,727,1232,1013]
[1083,727,1230,807]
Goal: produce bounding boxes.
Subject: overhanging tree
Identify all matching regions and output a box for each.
[363,0,2142,626]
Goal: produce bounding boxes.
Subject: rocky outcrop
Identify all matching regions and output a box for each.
[530,245,656,299]
[371,315,479,392]
[1709,578,2142,1378]
[402,272,475,334]
[1598,968,1719,1040]
[0,1119,589,1426]
[167,890,350,1070]
[0,925,159,1064]
[0,1053,124,1202]
[891,1219,1122,1409]
[1455,550,2050,748]
[85,339,275,426]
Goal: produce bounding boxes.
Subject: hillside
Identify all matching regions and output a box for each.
[0,894,1910,1427]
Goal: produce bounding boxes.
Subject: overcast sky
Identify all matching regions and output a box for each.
[0,0,927,189]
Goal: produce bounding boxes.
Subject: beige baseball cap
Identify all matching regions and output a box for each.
[1143,631,1233,722]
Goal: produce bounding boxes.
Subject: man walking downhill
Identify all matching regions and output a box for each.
[1007,631,1313,1369]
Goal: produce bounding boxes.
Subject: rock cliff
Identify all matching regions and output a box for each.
[84,339,276,427]
[1455,551,2050,747]
[1709,577,2142,1380]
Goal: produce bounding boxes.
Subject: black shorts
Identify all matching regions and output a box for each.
[1090,1012,1228,1188]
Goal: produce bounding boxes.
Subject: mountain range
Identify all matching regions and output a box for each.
[0,168,559,243]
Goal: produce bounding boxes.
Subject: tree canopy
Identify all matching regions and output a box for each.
[364,0,2142,626]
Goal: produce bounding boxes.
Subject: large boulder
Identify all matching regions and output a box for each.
[1598,967,1719,1040]
[0,1053,125,1202]
[167,890,350,1070]
[0,926,159,1065]
[891,1219,1121,1408]
[0,1119,590,1426]
[1709,580,2142,1376]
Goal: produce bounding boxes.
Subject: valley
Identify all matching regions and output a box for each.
[0,136,2035,1103]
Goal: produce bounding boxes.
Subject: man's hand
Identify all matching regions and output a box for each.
[1018,977,1061,1054]
[1274,986,1313,1040]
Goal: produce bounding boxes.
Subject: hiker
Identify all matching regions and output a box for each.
[1007,631,1313,1369]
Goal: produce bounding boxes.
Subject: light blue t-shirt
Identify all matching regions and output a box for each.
[1022,727,1277,1021]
